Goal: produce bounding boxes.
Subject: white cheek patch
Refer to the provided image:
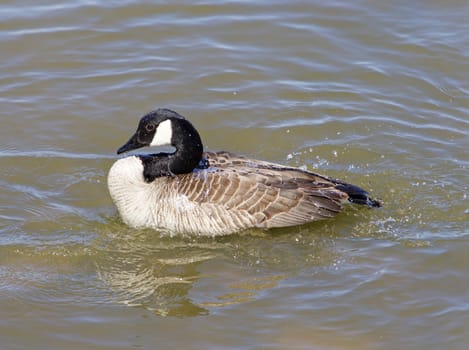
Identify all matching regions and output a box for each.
[150,119,173,146]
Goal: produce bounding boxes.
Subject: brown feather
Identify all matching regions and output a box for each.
[170,151,352,230]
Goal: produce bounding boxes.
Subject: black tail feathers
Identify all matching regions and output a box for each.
[335,183,382,208]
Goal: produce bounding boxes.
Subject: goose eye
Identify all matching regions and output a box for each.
[145,123,155,132]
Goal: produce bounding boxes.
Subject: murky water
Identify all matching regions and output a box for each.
[1,1,468,349]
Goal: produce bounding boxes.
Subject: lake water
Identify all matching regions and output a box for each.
[1,1,468,349]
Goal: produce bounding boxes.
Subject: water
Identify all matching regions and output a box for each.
[1,1,468,349]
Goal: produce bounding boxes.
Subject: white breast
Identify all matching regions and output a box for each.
[107,156,157,229]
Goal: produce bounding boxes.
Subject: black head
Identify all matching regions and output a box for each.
[117,109,187,154]
[117,108,205,176]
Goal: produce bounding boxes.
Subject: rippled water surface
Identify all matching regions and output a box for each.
[1,1,468,349]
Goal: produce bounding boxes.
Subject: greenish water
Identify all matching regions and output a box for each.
[1,1,468,349]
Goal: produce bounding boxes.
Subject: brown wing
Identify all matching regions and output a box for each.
[173,151,349,229]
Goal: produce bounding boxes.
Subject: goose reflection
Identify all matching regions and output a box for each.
[94,222,340,317]
[94,229,216,316]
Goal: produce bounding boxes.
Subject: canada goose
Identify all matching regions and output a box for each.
[108,108,381,236]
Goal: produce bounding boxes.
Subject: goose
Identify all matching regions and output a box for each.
[108,108,381,236]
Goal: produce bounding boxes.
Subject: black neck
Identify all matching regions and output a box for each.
[139,118,205,182]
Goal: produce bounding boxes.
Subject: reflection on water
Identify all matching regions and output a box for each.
[95,227,215,317]
[93,221,339,317]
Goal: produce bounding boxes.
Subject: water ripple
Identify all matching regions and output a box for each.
[0,149,115,160]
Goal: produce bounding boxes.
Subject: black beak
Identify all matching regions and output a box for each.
[117,133,144,154]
